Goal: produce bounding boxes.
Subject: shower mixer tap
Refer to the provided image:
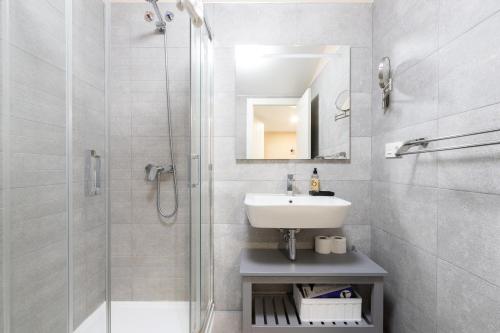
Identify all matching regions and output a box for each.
[145,164,174,181]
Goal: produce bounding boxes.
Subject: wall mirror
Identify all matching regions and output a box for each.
[235,45,351,160]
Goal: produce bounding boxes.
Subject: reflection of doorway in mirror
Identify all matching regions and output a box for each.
[246,95,310,159]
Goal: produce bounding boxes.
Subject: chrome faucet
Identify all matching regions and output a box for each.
[287,174,295,196]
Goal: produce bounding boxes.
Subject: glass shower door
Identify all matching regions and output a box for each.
[190,22,213,333]
[1,0,109,332]
[2,0,70,332]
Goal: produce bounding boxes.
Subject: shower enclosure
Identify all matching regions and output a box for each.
[0,0,213,332]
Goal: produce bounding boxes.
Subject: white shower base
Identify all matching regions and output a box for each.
[75,301,190,333]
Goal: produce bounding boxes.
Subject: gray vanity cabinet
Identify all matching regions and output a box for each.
[240,249,387,333]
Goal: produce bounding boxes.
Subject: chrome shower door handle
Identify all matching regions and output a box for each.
[86,150,101,196]
[191,154,200,188]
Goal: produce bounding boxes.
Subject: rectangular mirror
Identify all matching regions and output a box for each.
[235,45,351,160]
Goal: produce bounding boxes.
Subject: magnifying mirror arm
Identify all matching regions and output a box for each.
[381,78,392,108]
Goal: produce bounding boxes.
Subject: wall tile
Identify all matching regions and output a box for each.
[383,281,437,333]
[438,189,500,286]
[372,181,438,254]
[371,228,437,322]
[351,47,372,93]
[438,0,500,47]
[212,4,298,47]
[296,4,372,46]
[372,0,438,75]
[437,104,500,194]
[438,12,500,117]
[437,260,500,333]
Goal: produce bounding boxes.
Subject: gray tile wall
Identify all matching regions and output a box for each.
[371,1,500,332]
[208,2,373,312]
[7,1,68,332]
[109,3,191,302]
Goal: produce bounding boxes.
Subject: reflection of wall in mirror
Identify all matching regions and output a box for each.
[310,50,350,158]
[264,132,297,159]
[251,120,265,159]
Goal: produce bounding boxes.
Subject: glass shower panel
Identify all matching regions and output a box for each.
[71,0,107,331]
[190,21,213,333]
[199,23,213,327]
[2,0,70,332]
[1,0,7,330]
[190,24,202,333]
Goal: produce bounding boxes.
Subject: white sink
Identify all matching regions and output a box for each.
[244,193,351,229]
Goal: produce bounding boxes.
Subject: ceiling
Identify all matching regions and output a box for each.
[254,105,297,132]
[236,45,342,97]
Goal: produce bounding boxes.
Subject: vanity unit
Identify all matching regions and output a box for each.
[240,249,386,333]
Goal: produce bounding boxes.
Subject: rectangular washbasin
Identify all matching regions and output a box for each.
[244,193,351,229]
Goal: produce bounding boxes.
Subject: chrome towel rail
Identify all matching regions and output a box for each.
[385,127,500,158]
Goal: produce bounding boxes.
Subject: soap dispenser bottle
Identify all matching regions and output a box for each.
[310,168,320,193]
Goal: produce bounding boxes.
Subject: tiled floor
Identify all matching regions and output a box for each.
[211,311,242,333]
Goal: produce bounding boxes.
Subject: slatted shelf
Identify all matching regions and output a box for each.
[252,294,373,329]
[241,250,386,332]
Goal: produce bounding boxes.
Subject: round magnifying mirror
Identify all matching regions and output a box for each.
[378,57,391,88]
[335,90,350,112]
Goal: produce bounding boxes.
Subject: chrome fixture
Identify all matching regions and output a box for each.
[85,150,101,196]
[378,57,392,109]
[386,127,500,158]
[281,229,300,261]
[144,11,155,22]
[286,174,295,196]
[164,11,175,22]
[144,0,174,32]
[143,0,179,219]
[145,164,174,181]
[145,163,178,219]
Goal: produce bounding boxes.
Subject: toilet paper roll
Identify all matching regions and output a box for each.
[315,236,332,255]
[331,236,347,254]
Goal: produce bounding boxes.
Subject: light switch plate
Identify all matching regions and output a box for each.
[385,142,403,158]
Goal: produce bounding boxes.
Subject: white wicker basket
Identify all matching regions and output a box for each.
[293,284,362,322]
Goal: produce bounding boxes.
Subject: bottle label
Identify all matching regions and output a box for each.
[311,179,320,192]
